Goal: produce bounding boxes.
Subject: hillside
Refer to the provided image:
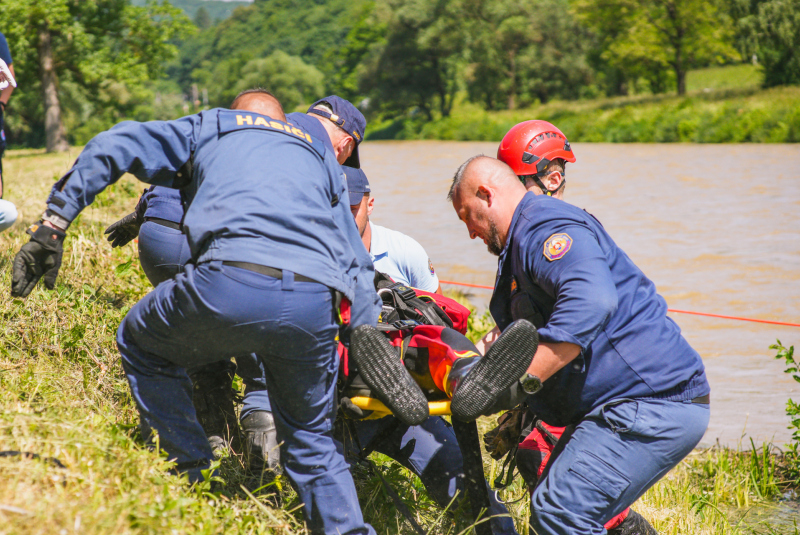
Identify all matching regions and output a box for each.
[130,0,251,21]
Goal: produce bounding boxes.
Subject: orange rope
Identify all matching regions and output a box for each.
[439,280,800,328]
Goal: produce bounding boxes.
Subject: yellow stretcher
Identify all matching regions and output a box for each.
[348,396,451,419]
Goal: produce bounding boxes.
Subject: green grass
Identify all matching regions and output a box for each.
[0,149,797,533]
[686,64,764,93]
[368,65,800,143]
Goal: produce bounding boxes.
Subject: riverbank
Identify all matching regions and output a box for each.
[0,150,797,533]
[369,85,800,144]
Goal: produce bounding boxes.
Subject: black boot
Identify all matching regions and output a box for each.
[609,509,659,535]
[349,324,429,426]
[450,319,538,422]
[189,360,242,454]
[241,410,281,475]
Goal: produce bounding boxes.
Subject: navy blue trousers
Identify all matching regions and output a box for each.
[530,397,709,534]
[117,262,374,535]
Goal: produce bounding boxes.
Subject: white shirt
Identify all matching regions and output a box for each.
[369,222,439,292]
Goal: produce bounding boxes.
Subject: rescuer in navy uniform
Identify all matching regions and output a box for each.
[103,91,368,460]
[447,155,710,535]
[10,92,398,535]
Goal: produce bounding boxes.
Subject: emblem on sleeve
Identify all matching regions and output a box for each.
[428,258,435,275]
[543,233,572,261]
[510,277,517,293]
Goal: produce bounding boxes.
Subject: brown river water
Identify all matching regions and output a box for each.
[360,141,800,447]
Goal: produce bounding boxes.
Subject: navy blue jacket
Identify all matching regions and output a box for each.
[46,109,380,329]
[490,193,709,426]
[141,112,333,223]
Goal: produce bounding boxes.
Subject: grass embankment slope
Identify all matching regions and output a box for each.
[0,150,796,534]
[371,65,800,143]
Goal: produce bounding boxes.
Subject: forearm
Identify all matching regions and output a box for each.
[527,341,581,381]
[475,325,501,354]
[0,64,14,104]
[46,117,198,224]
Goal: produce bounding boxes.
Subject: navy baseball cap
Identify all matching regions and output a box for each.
[307,95,366,168]
[344,166,370,205]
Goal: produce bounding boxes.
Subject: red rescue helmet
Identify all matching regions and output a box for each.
[497,120,576,178]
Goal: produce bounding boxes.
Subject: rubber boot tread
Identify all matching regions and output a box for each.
[451,319,538,422]
[349,325,429,426]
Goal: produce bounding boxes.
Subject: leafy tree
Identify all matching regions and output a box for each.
[576,0,736,95]
[752,0,800,87]
[0,0,194,150]
[235,52,325,111]
[359,0,465,120]
[463,0,595,108]
[193,6,212,29]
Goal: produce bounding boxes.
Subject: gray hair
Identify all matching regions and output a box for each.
[447,154,485,201]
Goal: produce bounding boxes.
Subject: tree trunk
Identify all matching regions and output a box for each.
[507,48,517,110]
[676,66,686,96]
[38,25,69,152]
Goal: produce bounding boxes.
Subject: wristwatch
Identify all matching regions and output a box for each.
[518,373,543,395]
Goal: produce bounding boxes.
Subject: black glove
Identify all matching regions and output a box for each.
[481,381,528,417]
[104,190,148,248]
[11,223,66,297]
[339,396,374,420]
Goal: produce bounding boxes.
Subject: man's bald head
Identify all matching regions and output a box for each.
[230,89,286,121]
[448,155,525,203]
[449,155,527,256]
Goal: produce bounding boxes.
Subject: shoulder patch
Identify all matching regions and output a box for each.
[428,258,435,276]
[543,233,572,261]
[510,276,517,293]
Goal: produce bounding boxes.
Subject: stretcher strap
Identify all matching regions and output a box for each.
[451,419,493,535]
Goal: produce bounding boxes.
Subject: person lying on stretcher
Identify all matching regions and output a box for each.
[344,272,538,423]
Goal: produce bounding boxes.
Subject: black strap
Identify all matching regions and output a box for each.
[342,419,428,535]
[451,419,493,535]
[492,444,519,490]
[531,175,566,197]
[0,450,65,468]
[144,217,182,230]
[221,261,319,284]
[363,457,427,535]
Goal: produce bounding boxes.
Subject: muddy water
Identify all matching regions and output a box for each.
[360,142,800,447]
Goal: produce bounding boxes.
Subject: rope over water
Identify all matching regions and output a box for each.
[438,280,800,328]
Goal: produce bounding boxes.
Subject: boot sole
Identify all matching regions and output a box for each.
[349,325,430,426]
[451,319,539,421]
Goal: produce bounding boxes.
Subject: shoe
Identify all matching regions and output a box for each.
[609,509,658,535]
[189,360,242,454]
[349,324,429,426]
[241,410,281,475]
[450,319,538,422]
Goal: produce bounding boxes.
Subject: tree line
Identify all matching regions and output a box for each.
[1,0,799,150]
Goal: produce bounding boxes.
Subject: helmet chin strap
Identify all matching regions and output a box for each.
[519,172,566,196]
[531,175,565,197]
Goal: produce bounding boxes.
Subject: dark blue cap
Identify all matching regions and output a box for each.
[307,95,366,168]
[344,166,370,205]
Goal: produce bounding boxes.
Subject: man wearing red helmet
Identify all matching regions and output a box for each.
[481,120,660,534]
[497,120,575,198]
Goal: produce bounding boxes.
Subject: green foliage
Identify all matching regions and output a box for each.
[382,85,800,143]
[0,0,195,147]
[132,0,251,22]
[194,50,324,110]
[463,0,595,109]
[771,340,800,484]
[575,0,737,95]
[753,0,800,87]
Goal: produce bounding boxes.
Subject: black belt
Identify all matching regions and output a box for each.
[691,394,710,404]
[144,217,182,230]
[222,261,319,284]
